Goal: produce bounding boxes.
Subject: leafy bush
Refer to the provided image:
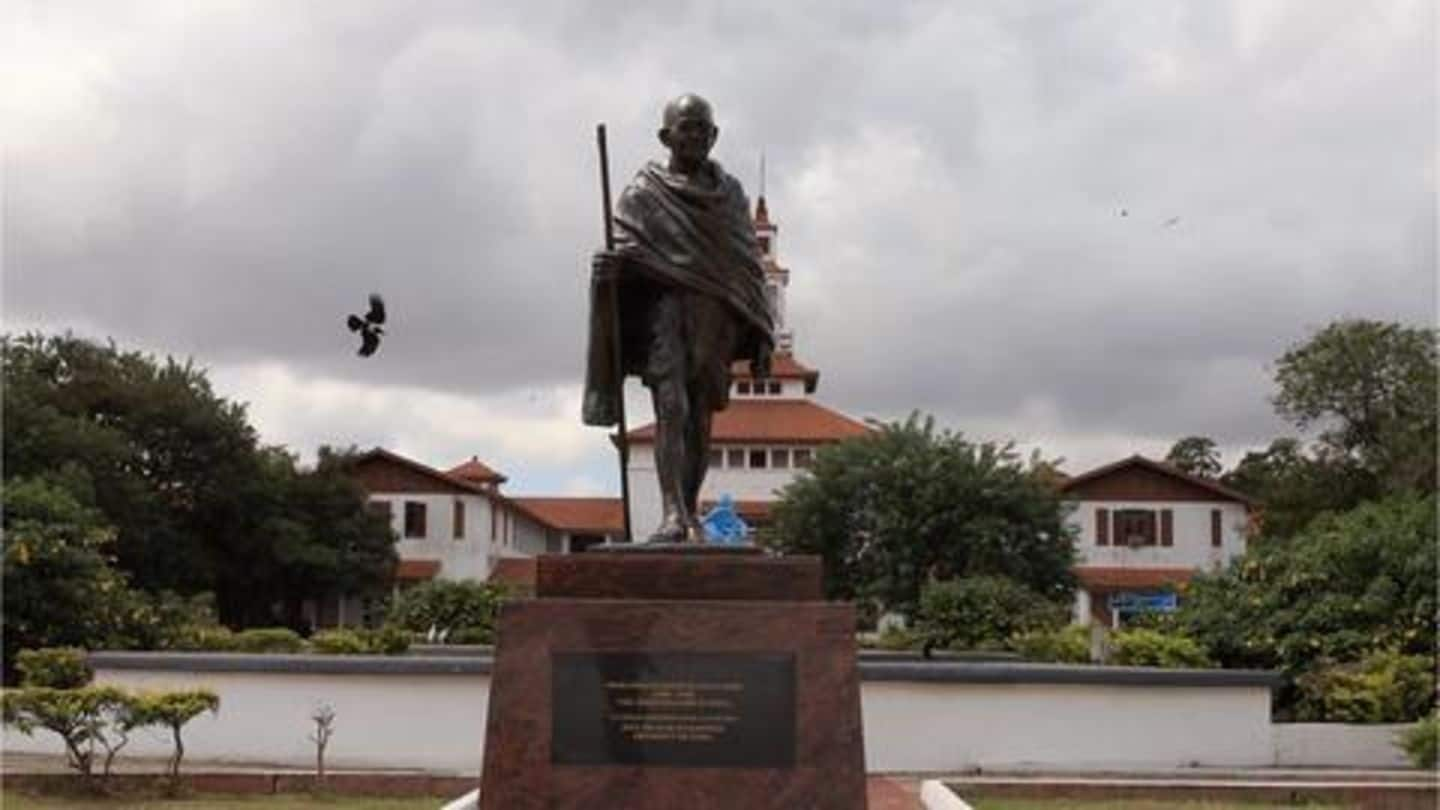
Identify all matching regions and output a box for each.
[168,625,239,652]
[309,629,369,655]
[2,686,141,783]
[869,624,922,651]
[1109,628,1212,668]
[360,625,411,655]
[229,628,304,653]
[387,581,508,639]
[447,626,495,646]
[1397,712,1438,769]
[1171,495,1436,717]
[16,648,93,689]
[915,576,1068,653]
[1012,625,1092,664]
[1294,650,1435,723]
[307,627,409,655]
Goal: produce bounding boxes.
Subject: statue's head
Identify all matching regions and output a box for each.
[658,93,718,170]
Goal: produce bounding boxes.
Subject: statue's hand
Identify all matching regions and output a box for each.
[751,342,773,379]
[591,250,623,284]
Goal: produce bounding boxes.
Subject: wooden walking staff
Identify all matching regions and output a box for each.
[596,123,634,543]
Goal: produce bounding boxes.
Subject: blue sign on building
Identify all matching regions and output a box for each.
[1109,591,1178,613]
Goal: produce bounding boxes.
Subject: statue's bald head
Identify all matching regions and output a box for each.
[658,93,719,172]
[662,93,715,129]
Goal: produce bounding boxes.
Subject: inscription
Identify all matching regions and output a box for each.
[551,651,795,767]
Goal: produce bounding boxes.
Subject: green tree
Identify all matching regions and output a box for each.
[1172,494,1437,717]
[769,413,1075,615]
[2,333,397,627]
[1165,436,1222,478]
[1272,319,1437,494]
[2,478,139,679]
[1222,437,1374,539]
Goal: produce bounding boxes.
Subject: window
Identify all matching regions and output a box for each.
[453,501,465,540]
[737,381,751,395]
[709,449,724,468]
[749,449,768,469]
[1095,508,1110,545]
[404,501,427,538]
[793,448,813,468]
[727,448,745,468]
[768,381,781,395]
[1113,509,1156,547]
[367,500,393,523]
[772,448,790,469]
[759,235,771,254]
[1211,509,1223,547]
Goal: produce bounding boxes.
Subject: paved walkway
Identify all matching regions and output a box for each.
[5,753,1435,809]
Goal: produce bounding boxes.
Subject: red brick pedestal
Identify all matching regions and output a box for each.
[479,551,867,809]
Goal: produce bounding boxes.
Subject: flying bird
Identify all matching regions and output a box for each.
[346,294,386,357]
[1161,216,1181,228]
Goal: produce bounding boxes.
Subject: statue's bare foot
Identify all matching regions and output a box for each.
[646,517,687,544]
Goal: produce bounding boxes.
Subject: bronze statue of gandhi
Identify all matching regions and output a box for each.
[583,94,774,543]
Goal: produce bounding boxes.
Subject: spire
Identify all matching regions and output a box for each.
[754,151,770,225]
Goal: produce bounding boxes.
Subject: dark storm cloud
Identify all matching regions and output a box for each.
[8,1,1434,472]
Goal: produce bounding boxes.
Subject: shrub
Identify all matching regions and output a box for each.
[915,576,1069,653]
[360,625,411,655]
[16,648,93,689]
[2,686,141,783]
[870,624,922,652]
[229,628,304,653]
[1397,712,1438,769]
[387,581,507,639]
[130,689,220,788]
[1109,628,1212,668]
[1012,625,1092,664]
[168,625,238,652]
[447,626,495,646]
[309,630,369,655]
[1295,650,1436,723]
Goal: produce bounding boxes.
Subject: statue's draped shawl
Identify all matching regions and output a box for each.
[583,160,774,427]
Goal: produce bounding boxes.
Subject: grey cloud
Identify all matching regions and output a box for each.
[8,0,1434,467]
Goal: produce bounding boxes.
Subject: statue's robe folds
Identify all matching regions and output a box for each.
[582,160,774,427]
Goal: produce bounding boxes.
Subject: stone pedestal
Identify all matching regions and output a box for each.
[479,551,867,809]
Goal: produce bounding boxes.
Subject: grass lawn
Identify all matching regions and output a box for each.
[973,795,1342,801]
[0,793,451,810]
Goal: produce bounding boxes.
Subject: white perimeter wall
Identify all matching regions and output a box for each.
[5,664,1393,774]
[1272,723,1412,769]
[862,681,1271,771]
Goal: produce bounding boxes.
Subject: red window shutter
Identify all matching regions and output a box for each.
[1096,508,1109,546]
[1160,509,1174,547]
[1211,509,1222,547]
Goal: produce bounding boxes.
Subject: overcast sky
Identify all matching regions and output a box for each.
[7,1,1435,495]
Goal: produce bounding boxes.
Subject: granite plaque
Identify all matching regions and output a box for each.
[551,651,796,768]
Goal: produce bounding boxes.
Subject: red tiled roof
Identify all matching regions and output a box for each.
[447,456,507,485]
[488,557,537,588]
[627,399,871,444]
[729,353,819,393]
[510,497,624,533]
[351,448,500,498]
[1073,566,1194,590]
[396,559,442,581]
[1061,455,1254,505]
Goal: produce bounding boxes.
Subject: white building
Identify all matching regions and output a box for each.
[1059,455,1253,627]
[622,195,872,536]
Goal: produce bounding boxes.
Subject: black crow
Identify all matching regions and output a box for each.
[347,294,386,357]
